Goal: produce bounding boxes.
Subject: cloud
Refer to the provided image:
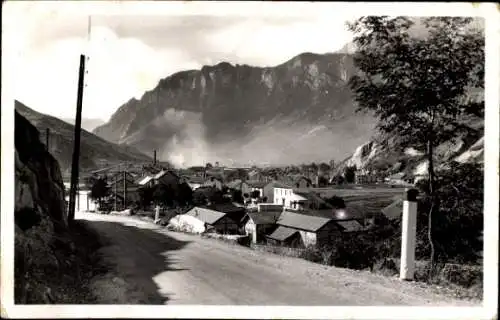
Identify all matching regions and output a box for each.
[7,1,356,121]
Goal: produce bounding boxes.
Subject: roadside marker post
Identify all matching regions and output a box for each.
[400,188,419,281]
[155,205,160,223]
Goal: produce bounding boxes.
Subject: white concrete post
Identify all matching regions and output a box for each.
[400,188,418,281]
[154,205,160,223]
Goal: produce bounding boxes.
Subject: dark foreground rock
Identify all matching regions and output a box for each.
[14,111,108,303]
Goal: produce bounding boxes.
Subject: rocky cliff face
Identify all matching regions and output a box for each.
[338,113,484,179]
[93,52,376,167]
[15,111,70,303]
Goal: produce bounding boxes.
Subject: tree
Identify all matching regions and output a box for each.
[88,176,110,208]
[206,162,213,169]
[138,186,154,210]
[415,162,483,264]
[348,17,484,278]
[250,190,261,199]
[344,166,357,183]
[318,162,331,173]
[177,182,193,207]
[232,189,244,204]
[152,184,174,207]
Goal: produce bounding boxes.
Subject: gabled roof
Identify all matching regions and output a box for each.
[184,207,227,225]
[267,226,299,241]
[154,170,179,180]
[245,211,282,225]
[207,203,245,214]
[381,199,404,220]
[277,210,334,232]
[336,220,364,232]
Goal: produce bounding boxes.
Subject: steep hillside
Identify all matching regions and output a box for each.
[93,52,376,167]
[15,101,151,174]
[338,113,484,179]
[62,118,106,132]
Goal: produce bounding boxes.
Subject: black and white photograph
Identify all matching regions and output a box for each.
[1,1,498,319]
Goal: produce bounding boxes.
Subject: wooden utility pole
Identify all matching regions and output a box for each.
[45,128,50,151]
[153,150,157,166]
[68,54,86,224]
[114,166,118,211]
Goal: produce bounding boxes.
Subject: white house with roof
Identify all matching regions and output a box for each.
[172,206,240,234]
[273,183,330,210]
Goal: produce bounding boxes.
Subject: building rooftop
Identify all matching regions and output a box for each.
[245,211,282,225]
[185,207,227,225]
[266,226,299,241]
[277,210,333,232]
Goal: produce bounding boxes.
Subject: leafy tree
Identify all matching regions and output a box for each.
[262,196,268,203]
[205,162,213,169]
[348,16,484,277]
[177,182,193,207]
[324,196,346,209]
[331,174,345,185]
[243,193,249,199]
[138,186,154,209]
[318,162,331,173]
[250,190,261,199]
[415,162,483,264]
[152,184,174,207]
[88,176,110,208]
[344,166,357,183]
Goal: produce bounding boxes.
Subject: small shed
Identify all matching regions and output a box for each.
[266,226,302,247]
[272,210,341,248]
[242,211,281,244]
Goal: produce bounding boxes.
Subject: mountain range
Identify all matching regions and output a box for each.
[93,52,376,167]
[91,17,484,170]
[15,101,151,175]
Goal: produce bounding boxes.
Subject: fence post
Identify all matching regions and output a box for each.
[400,188,419,281]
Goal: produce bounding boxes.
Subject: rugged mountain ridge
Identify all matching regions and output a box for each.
[93,52,376,167]
[15,101,151,174]
[338,113,484,179]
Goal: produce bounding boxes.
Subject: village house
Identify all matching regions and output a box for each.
[246,180,274,203]
[183,176,205,191]
[266,210,341,248]
[278,174,313,189]
[355,168,378,184]
[226,179,252,195]
[242,211,281,244]
[247,169,272,182]
[273,183,331,210]
[136,175,154,189]
[180,206,240,234]
[153,170,182,187]
[203,176,224,190]
[108,172,141,210]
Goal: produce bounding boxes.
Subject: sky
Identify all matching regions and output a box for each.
[5,1,359,122]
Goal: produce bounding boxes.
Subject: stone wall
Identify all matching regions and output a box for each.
[15,111,69,303]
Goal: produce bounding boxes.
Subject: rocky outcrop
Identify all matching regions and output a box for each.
[93,52,376,166]
[15,111,71,303]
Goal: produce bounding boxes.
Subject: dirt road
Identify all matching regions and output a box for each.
[77,212,479,306]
